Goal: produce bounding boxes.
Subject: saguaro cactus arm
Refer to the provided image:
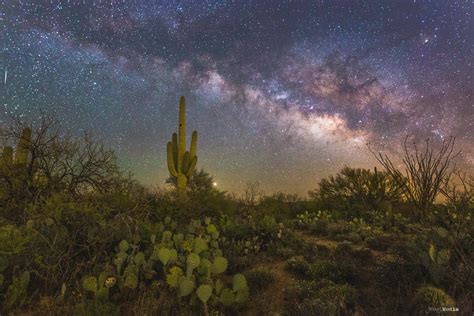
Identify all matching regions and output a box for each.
[178,96,186,173]
[185,156,197,177]
[190,131,197,158]
[172,133,178,167]
[167,142,178,177]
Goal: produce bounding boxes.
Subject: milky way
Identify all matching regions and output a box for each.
[2,1,473,194]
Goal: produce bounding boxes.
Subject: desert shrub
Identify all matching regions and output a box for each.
[308,260,356,284]
[333,232,362,243]
[284,279,330,302]
[269,247,296,259]
[227,256,253,274]
[308,220,329,235]
[327,221,352,238]
[285,256,311,277]
[352,248,374,264]
[244,269,275,294]
[285,279,358,316]
[257,192,308,221]
[74,300,120,316]
[0,195,134,311]
[377,258,427,301]
[334,241,354,260]
[365,233,394,251]
[25,194,134,290]
[296,297,338,315]
[268,232,318,260]
[309,167,402,218]
[330,238,373,265]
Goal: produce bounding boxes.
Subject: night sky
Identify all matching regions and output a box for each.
[3,1,473,194]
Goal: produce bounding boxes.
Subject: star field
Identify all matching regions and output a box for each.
[2,1,473,194]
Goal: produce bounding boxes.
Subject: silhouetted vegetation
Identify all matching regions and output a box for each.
[0,114,472,315]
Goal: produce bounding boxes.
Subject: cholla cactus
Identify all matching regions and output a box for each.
[167,96,198,199]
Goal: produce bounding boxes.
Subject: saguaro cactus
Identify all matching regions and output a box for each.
[15,128,32,165]
[0,128,31,167]
[0,146,13,167]
[167,96,198,199]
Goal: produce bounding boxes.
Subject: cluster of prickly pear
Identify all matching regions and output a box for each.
[83,271,116,302]
[219,215,285,255]
[79,216,248,311]
[79,272,119,316]
[151,216,248,309]
[218,273,249,306]
[296,210,334,227]
[166,96,198,199]
[82,236,162,303]
[111,238,156,291]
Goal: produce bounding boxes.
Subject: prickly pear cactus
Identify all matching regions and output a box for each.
[158,248,173,265]
[123,265,139,289]
[187,253,201,271]
[87,217,249,311]
[83,276,98,293]
[178,277,195,297]
[166,266,184,288]
[211,257,228,274]
[219,288,235,306]
[233,274,249,303]
[197,284,213,303]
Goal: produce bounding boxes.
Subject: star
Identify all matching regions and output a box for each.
[2,1,472,194]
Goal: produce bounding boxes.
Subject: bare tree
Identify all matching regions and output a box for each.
[369,136,460,218]
[241,181,264,206]
[0,115,121,199]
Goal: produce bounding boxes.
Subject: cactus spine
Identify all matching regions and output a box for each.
[167,96,197,199]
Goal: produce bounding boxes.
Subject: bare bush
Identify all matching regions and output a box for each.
[369,136,460,218]
[1,116,121,199]
[242,181,264,206]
